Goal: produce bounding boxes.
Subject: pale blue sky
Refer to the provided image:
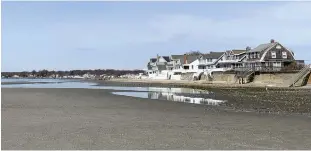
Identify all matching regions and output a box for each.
[2,1,311,72]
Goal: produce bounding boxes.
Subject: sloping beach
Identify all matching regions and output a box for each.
[2,85,311,150]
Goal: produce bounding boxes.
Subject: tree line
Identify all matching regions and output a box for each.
[1,69,145,78]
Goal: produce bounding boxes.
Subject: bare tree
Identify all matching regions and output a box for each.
[186,50,203,55]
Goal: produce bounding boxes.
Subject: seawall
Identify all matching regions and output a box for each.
[199,71,309,87]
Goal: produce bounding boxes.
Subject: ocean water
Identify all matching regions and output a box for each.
[1,78,226,106]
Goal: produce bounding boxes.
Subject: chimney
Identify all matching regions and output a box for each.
[157,54,159,62]
[270,39,275,43]
[184,54,188,64]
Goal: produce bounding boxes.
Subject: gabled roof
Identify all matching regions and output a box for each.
[171,55,183,60]
[150,58,157,63]
[249,42,277,53]
[231,49,246,55]
[170,54,201,64]
[186,55,201,64]
[162,56,170,62]
[209,52,225,59]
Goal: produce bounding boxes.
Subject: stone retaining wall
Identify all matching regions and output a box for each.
[253,73,296,85]
[211,72,236,84]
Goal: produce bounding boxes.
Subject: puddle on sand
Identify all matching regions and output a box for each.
[112,91,226,106]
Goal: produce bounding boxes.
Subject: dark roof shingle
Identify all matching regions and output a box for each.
[150,58,157,63]
[249,43,277,53]
[232,50,246,55]
[162,56,170,62]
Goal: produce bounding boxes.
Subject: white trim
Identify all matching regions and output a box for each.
[259,43,277,62]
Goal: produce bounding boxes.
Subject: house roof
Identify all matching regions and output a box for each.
[249,42,277,53]
[171,52,224,63]
[150,58,157,63]
[209,52,225,59]
[186,55,201,64]
[231,49,246,55]
[170,54,201,64]
[162,56,170,62]
[171,55,183,60]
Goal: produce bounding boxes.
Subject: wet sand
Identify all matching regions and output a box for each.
[2,88,311,150]
[95,80,311,115]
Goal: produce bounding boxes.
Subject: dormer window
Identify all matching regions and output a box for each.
[282,51,287,59]
[271,51,276,58]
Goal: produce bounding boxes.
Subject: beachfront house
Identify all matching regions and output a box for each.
[169,54,203,72]
[147,55,171,79]
[216,49,247,70]
[244,39,295,71]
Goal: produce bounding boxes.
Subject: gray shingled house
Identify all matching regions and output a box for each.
[244,39,295,71]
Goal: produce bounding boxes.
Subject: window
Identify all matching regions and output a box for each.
[257,53,260,58]
[250,53,253,59]
[282,51,287,59]
[271,51,276,58]
[192,65,194,69]
[273,62,281,67]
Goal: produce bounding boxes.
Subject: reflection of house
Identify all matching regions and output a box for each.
[146,87,225,106]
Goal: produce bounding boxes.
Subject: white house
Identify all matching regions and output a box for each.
[217,49,247,70]
[147,55,171,80]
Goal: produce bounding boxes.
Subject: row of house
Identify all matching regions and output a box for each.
[146,39,305,80]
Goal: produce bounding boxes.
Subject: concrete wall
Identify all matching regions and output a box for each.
[211,72,236,83]
[253,73,296,85]
[170,75,181,80]
[209,72,307,86]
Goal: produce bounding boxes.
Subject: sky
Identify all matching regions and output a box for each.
[2,1,311,72]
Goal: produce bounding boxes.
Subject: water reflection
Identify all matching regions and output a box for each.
[113,89,226,106]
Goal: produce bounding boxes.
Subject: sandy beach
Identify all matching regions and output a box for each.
[2,87,311,150]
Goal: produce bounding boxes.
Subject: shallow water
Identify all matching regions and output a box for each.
[1,78,72,83]
[112,91,225,105]
[1,78,226,106]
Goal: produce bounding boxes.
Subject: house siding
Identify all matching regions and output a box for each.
[263,44,294,61]
[246,51,265,62]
